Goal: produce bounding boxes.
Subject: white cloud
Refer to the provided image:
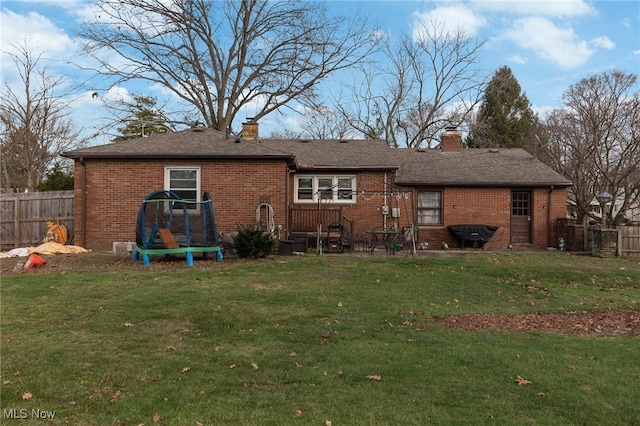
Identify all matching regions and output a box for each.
[0,10,75,59]
[412,5,487,38]
[501,17,592,69]
[591,36,615,50]
[475,0,595,17]
[634,50,640,56]
[508,55,528,65]
[103,86,133,104]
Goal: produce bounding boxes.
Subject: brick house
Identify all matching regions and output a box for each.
[62,123,570,252]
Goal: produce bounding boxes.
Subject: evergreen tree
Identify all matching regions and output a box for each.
[37,162,74,191]
[467,66,537,148]
[113,96,173,142]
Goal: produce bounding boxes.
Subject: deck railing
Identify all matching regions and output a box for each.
[289,208,343,233]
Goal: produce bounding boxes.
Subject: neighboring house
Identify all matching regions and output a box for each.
[62,123,571,252]
[567,193,639,225]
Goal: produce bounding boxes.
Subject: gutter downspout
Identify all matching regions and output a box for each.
[285,165,290,236]
[547,186,554,248]
[383,172,388,229]
[79,157,86,247]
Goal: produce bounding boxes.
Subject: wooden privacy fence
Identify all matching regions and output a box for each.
[618,225,640,257]
[0,191,74,250]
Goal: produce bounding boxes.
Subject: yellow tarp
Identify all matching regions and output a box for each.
[27,242,89,255]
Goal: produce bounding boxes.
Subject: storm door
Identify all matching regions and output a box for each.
[511,191,532,244]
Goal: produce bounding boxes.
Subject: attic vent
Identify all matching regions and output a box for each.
[300,140,309,143]
[192,127,204,132]
[339,140,349,143]
[417,148,426,152]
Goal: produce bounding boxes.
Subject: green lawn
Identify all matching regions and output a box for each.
[1,252,639,425]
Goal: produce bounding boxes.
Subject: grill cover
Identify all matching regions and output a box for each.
[447,224,498,242]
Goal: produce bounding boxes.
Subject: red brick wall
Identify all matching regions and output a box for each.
[73,159,288,251]
[74,158,568,252]
[407,186,568,250]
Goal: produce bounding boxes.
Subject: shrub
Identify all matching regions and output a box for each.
[232,225,276,259]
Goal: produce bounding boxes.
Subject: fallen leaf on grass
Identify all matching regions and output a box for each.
[109,390,124,402]
[337,301,343,307]
[124,322,134,327]
[366,375,382,381]
[289,351,297,357]
[152,412,162,423]
[22,392,33,401]
[294,409,302,417]
[251,363,259,370]
[229,364,237,369]
[181,367,191,373]
[325,421,332,426]
[515,375,531,386]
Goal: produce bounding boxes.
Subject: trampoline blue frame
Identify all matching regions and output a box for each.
[132,190,223,266]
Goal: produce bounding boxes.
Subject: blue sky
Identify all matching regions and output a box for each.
[1,0,639,145]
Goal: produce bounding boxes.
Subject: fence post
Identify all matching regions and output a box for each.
[14,196,20,248]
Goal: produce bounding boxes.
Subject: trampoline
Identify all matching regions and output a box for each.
[132,190,223,266]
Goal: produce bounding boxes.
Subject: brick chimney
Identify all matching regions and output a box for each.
[441,127,462,152]
[242,118,258,141]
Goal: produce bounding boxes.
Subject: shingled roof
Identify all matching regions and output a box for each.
[392,148,571,187]
[62,127,570,187]
[258,138,397,170]
[62,127,295,160]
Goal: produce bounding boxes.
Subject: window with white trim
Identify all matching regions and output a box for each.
[165,166,200,211]
[417,190,442,225]
[294,175,356,203]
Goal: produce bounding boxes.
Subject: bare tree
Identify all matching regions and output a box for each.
[0,44,83,192]
[300,105,354,140]
[266,104,353,140]
[78,0,380,134]
[335,19,485,148]
[541,70,640,226]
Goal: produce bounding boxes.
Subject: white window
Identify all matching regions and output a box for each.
[165,166,200,211]
[294,175,356,203]
[417,190,442,225]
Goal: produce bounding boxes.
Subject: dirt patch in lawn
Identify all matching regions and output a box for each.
[0,251,229,275]
[439,310,640,337]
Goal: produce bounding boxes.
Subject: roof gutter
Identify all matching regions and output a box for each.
[394,181,572,188]
[294,165,399,171]
[61,153,295,161]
